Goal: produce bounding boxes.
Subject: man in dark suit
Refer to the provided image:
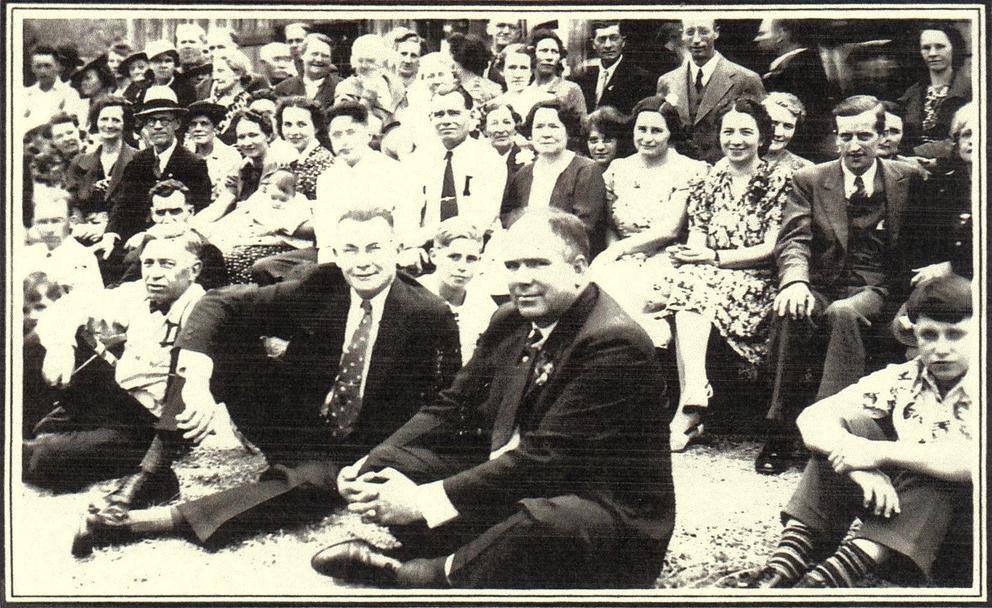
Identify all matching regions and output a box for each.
[72,206,461,556]
[656,17,766,163]
[572,20,655,116]
[754,18,837,161]
[273,33,341,114]
[102,86,211,253]
[757,95,927,476]
[310,209,674,589]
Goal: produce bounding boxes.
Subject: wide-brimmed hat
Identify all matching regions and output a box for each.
[185,100,226,125]
[144,39,180,62]
[184,62,212,79]
[118,50,148,78]
[134,85,187,118]
[70,54,115,90]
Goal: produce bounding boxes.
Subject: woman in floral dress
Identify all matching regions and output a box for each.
[590,95,707,346]
[665,97,794,451]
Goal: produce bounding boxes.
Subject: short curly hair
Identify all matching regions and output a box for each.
[716,96,774,157]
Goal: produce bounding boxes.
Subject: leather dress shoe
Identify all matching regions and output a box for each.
[311,539,402,586]
[793,571,831,588]
[737,566,793,588]
[755,439,791,476]
[71,507,132,557]
[90,468,180,512]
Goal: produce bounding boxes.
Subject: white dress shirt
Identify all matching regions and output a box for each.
[595,56,622,104]
[689,52,722,89]
[342,282,393,398]
[21,79,82,133]
[303,76,325,100]
[841,160,879,199]
[155,140,179,175]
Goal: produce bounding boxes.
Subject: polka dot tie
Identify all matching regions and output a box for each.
[322,299,373,438]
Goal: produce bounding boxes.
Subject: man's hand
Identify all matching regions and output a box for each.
[91,233,119,260]
[345,467,425,526]
[123,231,147,251]
[175,377,219,443]
[828,437,887,474]
[72,223,106,243]
[42,345,76,389]
[848,469,901,518]
[774,282,816,319]
[911,261,954,286]
[336,455,369,500]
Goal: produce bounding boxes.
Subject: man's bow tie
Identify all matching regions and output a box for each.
[149,300,172,315]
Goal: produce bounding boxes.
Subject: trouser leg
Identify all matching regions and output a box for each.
[816,289,884,400]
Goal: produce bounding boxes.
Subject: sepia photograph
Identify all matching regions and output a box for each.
[3,2,986,603]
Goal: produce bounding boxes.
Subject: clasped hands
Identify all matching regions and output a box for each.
[337,458,425,526]
[828,437,900,518]
[666,244,718,266]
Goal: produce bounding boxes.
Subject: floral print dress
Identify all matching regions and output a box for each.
[665,159,793,367]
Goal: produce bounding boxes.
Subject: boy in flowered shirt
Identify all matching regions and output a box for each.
[744,274,975,588]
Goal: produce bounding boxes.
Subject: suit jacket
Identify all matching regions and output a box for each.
[762,48,836,161]
[500,154,607,255]
[177,265,461,459]
[379,283,674,543]
[274,74,343,114]
[572,57,656,115]
[656,56,766,163]
[775,158,926,297]
[107,145,212,241]
[64,143,138,212]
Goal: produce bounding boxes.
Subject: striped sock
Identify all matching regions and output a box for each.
[766,519,817,583]
[809,540,877,587]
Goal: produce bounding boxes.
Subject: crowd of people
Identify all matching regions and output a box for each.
[18,15,977,590]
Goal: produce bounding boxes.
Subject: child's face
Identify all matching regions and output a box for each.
[264,177,295,204]
[431,237,482,290]
[23,294,57,333]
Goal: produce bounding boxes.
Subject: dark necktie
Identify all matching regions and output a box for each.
[153,153,163,179]
[322,299,374,438]
[850,175,867,206]
[694,69,704,97]
[440,150,458,221]
[149,300,171,315]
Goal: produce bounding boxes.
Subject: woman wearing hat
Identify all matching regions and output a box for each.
[69,54,116,130]
[116,50,148,102]
[184,100,243,201]
[138,40,197,108]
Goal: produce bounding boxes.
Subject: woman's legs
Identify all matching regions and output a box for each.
[670,310,714,451]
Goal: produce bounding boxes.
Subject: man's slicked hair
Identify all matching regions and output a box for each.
[338,205,395,229]
[143,229,207,261]
[514,209,590,263]
[833,94,885,134]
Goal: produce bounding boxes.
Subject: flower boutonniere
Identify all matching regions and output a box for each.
[534,359,555,387]
[515,148,535,166]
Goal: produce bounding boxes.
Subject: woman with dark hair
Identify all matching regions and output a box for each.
[583,105,631,170]
[663,97,794,451]
[481,102,532,176]
[116,50,149,103]
[493,43,547,119]
[184,100,243,201]
[500,100,606,254]
[275,96,334,200]
[207,50,255,145]
[64,96,137,242]
[590,96,707,346]
[525,29,588,119]
[761,92,813,173]
[449,32,503,108]
[877,100,910,161]
[897,22,971,157]
[69,55,117,129]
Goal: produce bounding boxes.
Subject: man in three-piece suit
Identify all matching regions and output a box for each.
[310,209,675,589]
[754,18,837,161]
[103,87,211,249]
[273,33,342,115]
[757,95,927,476]
[71,206,461,555]
[571,21,655,116]
[656,17,766,163]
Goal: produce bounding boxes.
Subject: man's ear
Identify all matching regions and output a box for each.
[571,254,589,276]
[189,258,203,280]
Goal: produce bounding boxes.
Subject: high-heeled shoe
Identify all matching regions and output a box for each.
[669,383,713,452]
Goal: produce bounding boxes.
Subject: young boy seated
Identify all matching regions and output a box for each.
[416,217,496,364]
[22,188,103,294]
[203,168,312,283]
[743,274,976,588]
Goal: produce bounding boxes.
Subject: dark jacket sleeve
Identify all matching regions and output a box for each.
[568,159,607,240]
[774,168,815,288]
[499,167,526,229]
[183,156,213,212]
[106,158,147,240]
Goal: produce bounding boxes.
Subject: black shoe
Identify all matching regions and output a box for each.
[311,539,401,586]
[736,566,795,588]
[793,571,831,588]
[755,439,791,476]
[91,468,180,512]
[71,506,132,557]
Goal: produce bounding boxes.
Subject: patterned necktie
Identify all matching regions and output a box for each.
[440,150,458,221]
[322,299,374,438]
[850,175,867,206]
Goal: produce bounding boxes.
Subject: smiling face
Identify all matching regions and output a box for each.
[431,237,483,291]
[586,128,618,167]
[332,215,398,299]
[592,24,625,67]
[682,18,718,66]
[633,111,671,159]
[303,38,333,79]
[920,29,953,74]
[503,50,532,92]
[235,118,269,160]
[719,109,761,166]
[430,90,471,149]
[915,315,972,386]
[530,107,567,156]
[483,106,516,153]
[280,106,317,153]
[96,104,125,143]
[328,114,371,166]
[502,219,586,326]
[878,111,904,158]
[187,115,216,146]
[211,58,238,94]
[31,53,59,89]
[764,102,798,154]
[534,37,562,77]
[835,108,881,174]
[141,237,200,307]
[51,121,82,157]
[489,20,521,49]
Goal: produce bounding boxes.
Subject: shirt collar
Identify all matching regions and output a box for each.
[841,159,879,198]
[915,357,975,404]
[442,137,470,159]
[156,139,179,170]
[350,278,393,314]
[689,52,721,84]
[768,47,808,73]
[147,282,206,322]
[599,55,623,76]
[530,321,558,348]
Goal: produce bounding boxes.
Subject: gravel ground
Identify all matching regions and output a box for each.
[9,435,912,598]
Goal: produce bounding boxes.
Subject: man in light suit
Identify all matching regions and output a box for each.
[656,17,766,162]
[273,33,342,114]
[571,20,655,116]
[71,206,461,556]
[757,95,927,476]
[310,209,675,589]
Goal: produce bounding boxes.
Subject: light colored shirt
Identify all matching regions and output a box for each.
[417,274,498,365]
[842,159,879,199]
[690,52,722,89]
[303,76,325,100]
[155,140,179,175]
[21,238,104,295]
[527,151,575,211]
[200,139,243,196]
[37,281,206,418]
[596,56,622,104]
[21,79,82,133]
[343,282,393,398]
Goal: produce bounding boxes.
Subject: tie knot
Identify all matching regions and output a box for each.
[444,150,453,161]
[854,176,864,189]
[527,328,544,348]
[360,299,373,314]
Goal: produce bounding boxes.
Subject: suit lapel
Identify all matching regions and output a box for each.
[671,66,691,126]
[880,160,907,244]
[364,279,406,404]
[106,145,136,199]
[490,325,534,450]
[821,162,849,252]
[696,59,733,124]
